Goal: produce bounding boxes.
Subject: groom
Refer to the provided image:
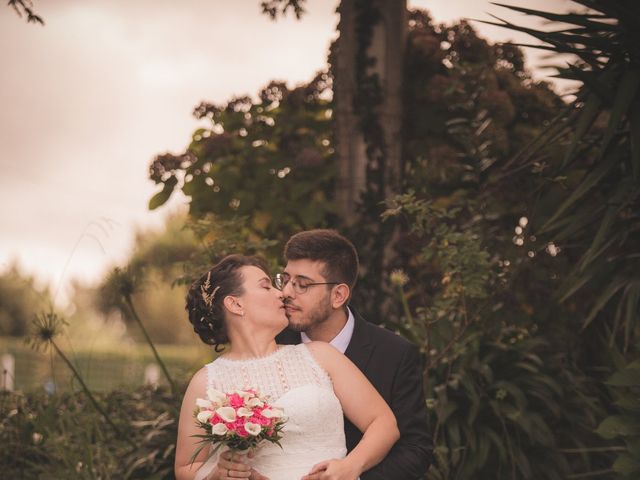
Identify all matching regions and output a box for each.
[276,229,432,479]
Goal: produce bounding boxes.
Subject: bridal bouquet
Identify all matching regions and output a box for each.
[190,387,286,464]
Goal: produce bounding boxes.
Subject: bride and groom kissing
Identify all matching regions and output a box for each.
[175,229,432,480]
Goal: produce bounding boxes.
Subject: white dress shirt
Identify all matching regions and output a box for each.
[300,307,355,354]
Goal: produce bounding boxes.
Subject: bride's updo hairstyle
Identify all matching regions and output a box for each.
[186,254,270,351]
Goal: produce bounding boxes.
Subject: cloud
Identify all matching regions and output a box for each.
[0,0,338,299]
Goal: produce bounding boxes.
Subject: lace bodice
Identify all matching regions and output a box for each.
[195,344,347,480]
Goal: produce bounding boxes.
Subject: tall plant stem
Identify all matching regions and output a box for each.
[124,295,177,396]
[50,340,136,449]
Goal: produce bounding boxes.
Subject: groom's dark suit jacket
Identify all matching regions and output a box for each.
[277,309,432,479]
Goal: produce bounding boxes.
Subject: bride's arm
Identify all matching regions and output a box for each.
[305,342,400,478]
[175,367,213,479]
[174,368,252,480]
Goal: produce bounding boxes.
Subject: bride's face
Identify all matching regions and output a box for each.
[236,266,287,330]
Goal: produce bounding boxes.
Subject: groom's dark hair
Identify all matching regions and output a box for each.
[284,229,359,290]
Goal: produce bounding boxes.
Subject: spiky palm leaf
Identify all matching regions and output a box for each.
[484,0,640,350]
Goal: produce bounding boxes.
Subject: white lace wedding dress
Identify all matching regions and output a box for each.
[194,344,347,480]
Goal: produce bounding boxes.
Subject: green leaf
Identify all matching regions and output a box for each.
[600,69,640,158]
[615,393,640,412]
[562,93,602,169]
[493,381,527,410]
[578,205,618,272]
[148,176,178,210]
[582,275,628,330]
[628,438,640,458]
[490,3,616,30]
[608,365,640,387]
[484,427,508,462]
[613,453,640,476]
[596,415,640,439]
[624,283,640,351]
[557,265,595,303]
[478,15,616,54]
[505,42,603,68]
[629,98,640,181]
[550,204,605,243]
[567,66,613,103]
[541,146,622,233]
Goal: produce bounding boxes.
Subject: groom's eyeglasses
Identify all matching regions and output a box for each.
[274,273,339,295]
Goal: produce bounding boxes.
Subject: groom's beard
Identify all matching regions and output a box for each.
[285,297,332,333]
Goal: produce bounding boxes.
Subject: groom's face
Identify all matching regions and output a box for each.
[281,259,333,333]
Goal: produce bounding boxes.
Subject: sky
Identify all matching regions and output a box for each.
[1,0,573,305]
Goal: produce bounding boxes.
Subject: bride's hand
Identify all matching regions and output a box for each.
[246,450,269,480]
[214,451,252,479]
[300,458,360,480]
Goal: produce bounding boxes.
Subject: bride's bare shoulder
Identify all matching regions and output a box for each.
[304,341,342,366]
[185,365,208,392]
[305,340,338,353]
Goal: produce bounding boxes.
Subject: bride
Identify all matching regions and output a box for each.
[175,255,399,480]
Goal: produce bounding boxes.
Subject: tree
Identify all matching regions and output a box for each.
[480,2,640,477]
[0,264,51,337]
[147,10,609,476]
[96,213,202,345]
[148,74,336,249]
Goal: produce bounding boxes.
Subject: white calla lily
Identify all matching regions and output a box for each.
[246,397,264,408]
[211,423,229,436]
[197,410,214,423]
[196,398,213,409]
[207,388,226,405]
[261,408,283,419]
[216,406,236,422]
[244,422,262,436]
[237,407,253,417]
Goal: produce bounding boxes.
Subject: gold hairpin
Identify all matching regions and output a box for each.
[201,272,221,308]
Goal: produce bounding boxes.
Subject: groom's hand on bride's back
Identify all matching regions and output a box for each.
[301,458,360,480]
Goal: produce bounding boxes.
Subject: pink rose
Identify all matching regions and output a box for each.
[235,423,249,437]
[252,414,270,426]
[228,393,245,408]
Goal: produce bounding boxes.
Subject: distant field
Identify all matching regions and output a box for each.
[0,337,216,392]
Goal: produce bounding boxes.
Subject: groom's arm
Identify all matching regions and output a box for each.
[362,344,432,480]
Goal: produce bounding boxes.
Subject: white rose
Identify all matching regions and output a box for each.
[261,408,283,419]
[207,388,226,405]
[246,397,264,408]
[196,398,213,409]
[237,407,253,417]
[211,423,229,436]
[244,422,262,436]
[197,410,213,423]
[216,406,237,422]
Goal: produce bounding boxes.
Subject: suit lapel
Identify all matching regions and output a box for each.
[344,310,374,373]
